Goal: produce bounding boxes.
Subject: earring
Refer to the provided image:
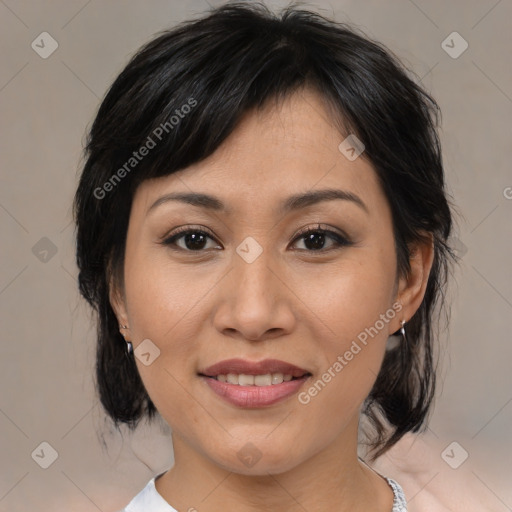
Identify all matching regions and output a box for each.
[400,320,407,343]
[119,325,133,355]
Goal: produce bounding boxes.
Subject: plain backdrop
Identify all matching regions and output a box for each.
[0,1,511,511]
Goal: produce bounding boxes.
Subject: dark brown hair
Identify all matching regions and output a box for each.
[73,1,456,459]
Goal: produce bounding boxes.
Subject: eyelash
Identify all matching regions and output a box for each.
[160,223,353,253]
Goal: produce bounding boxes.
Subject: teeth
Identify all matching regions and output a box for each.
[213,372,298,386]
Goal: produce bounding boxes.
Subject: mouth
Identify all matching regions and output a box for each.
[198,358,312,407]
[199,373,308,385]
[198,358,311,381]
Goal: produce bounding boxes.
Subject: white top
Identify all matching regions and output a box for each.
[119,472,407,511]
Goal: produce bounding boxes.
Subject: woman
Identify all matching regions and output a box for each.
[73,3,456,511]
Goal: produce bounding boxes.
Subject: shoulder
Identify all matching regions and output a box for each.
[372,433,501,512]
[117,474,178,512]
[385,478,408,512]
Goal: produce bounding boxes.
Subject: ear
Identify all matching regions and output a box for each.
[394,232,435,329]
[108,272,130,338]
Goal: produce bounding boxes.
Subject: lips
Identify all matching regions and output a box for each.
[198,358,310,379]
[198,358,312,407]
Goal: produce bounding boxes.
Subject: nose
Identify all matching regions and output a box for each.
[213,245,296,342]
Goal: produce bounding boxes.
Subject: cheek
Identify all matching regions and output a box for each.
[124,245,219,338]
[123,265,204,429]
[293,246,397,410]
[293,243,397,347]
[122,249,213,402]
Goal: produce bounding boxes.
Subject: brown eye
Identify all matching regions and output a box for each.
[162,227,221,251]
[291,225,352,252]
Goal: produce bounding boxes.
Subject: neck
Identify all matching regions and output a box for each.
[155,422,394,512]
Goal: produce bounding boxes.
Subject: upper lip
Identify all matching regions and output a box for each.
[199,358,311,378]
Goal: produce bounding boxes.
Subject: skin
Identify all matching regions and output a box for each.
[110,87,434,512]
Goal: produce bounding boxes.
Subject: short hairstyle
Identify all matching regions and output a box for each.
[73,1,456,459]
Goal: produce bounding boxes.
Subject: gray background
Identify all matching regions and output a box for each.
[0,1,511,511]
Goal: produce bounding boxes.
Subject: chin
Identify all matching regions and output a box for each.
[211,444,305,476]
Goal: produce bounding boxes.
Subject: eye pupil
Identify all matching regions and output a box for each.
[304,232,325,250]
[185,232,207,250]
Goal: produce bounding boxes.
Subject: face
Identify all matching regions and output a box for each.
[112,88,411,475]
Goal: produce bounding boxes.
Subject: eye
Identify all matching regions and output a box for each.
[160,223,353,253]
[161,226,221,252]
[290,224,353,252]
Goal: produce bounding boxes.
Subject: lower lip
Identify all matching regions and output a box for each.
[200,375,311,407]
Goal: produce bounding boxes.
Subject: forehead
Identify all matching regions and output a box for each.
[185,88,345,178]
[133,87,384,217]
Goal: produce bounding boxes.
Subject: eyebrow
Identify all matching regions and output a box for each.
[146,188,369,216]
